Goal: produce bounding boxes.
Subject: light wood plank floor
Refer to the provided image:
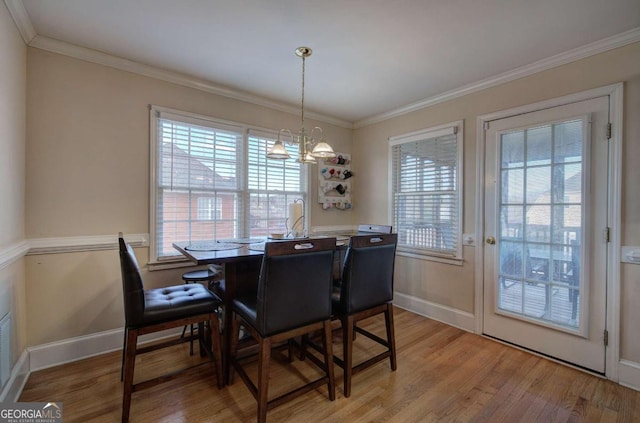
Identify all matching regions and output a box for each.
[19,308,640,422]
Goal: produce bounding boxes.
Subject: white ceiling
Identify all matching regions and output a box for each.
[14,0,640,125]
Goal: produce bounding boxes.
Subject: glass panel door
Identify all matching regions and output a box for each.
[498,119,583,330]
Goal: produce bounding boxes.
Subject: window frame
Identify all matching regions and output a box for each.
[149,105,308,266]
[388,120,464,264]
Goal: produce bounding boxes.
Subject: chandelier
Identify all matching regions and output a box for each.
[267,47,336,164]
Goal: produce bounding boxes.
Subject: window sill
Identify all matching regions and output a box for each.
[396,250,464,266]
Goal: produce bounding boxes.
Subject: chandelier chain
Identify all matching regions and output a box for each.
[301,54,305,129]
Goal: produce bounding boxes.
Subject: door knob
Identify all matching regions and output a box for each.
[486,236,496,245]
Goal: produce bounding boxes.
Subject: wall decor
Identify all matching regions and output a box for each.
[318,152,352,210]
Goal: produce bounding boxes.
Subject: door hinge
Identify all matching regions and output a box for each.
[483,121,490,131]
[604,227,611,243]
[604,330,609,346]
[606,123,612,140]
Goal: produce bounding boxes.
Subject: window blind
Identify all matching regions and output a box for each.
[155,114,244,258]
[247,130,306,237]
[390,123,462,258]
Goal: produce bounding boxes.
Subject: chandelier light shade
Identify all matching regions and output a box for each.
[266,138,291,159]
[267,47,337,163]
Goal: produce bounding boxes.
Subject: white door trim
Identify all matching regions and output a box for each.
[474,83,623,381]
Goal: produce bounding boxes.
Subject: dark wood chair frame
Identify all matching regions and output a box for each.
[305,233,398,397]
[119,235,223,423]
[228,238,337,423]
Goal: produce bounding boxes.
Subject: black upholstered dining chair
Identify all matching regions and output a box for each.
[118,233,223,423]
[229,238,337,423]
[332,233,398,397]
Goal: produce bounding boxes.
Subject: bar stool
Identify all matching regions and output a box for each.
[181,265,224,354]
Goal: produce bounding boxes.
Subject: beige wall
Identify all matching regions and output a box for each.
[0,3,27,366]
[353,42,640,362]
[26,49,355,240]
[17,21,640,368]
[24,48,354,346]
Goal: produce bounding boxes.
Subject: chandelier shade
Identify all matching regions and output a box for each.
[266,139,291,159]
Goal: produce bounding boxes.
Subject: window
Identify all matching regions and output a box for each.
[197,196,222,220]
[150,106,307,261]
[389,120,463,261]
[247,130,305,236]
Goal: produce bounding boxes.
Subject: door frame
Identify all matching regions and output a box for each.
[474,83,623,380]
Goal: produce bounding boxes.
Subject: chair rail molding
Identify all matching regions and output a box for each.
[28,233,149,255]
[0,235,150,267]
[0,241,30,271]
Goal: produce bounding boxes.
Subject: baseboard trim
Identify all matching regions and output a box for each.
[28,328,123,372]
[618,359,640,392]
[0,350,29,402]
[393,292,476,333]
[28,326,181,372]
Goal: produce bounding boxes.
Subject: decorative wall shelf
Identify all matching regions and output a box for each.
[318,152,352,210]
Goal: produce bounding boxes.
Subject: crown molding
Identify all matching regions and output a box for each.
[4,0,35,44]
[27,35,353,129]
[8,0,638,130]
[354,27,640,128]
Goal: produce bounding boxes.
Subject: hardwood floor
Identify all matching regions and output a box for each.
[19,308,640,422]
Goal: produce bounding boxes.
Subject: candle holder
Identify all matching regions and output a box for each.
[286,198,306,238]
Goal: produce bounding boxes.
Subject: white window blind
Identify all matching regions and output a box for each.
[150,107,308,262]
[390,121,463,259]
[247,130,306,237]
[154,112,244,258]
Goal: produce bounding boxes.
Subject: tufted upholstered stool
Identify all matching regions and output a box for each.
[180,265,224,354]
[118,233,223,423]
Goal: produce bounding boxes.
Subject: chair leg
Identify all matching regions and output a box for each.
[385,304,397,371]
[257,337,272,423]
[208,312,224,389]
[299,334,308,361]
[228,313,241,385]
[122,328,138,423]
[287,339,295,363]
[342,315,354,398]
[322,320,336,401]
[120,328,127,382]
[197,322,205,357]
